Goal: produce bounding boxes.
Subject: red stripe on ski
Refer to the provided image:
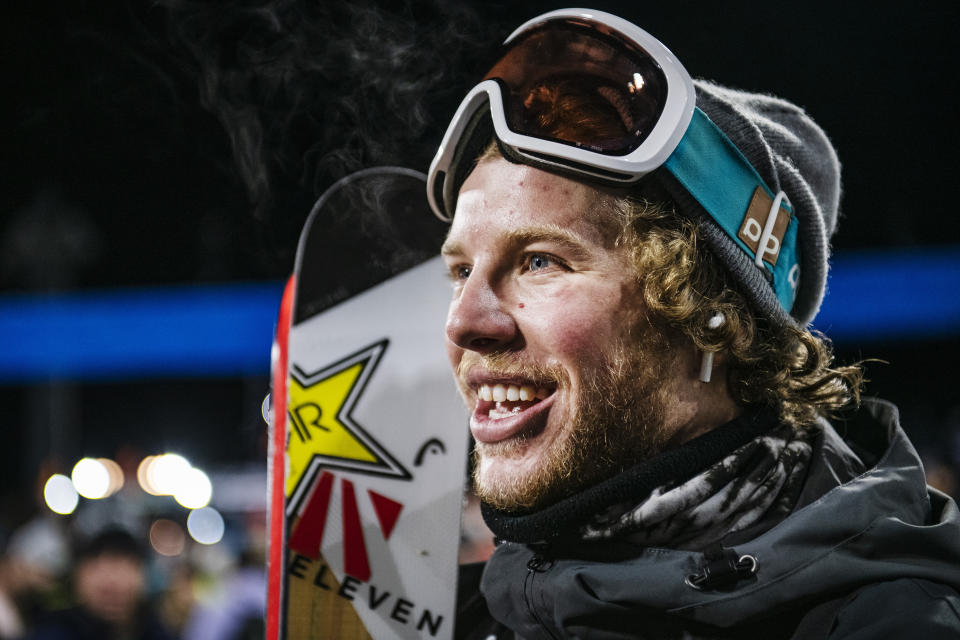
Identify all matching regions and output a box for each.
[341,478,371,582]
[288,471,334,558]
[266,275,295,640]
[368,490,403,540]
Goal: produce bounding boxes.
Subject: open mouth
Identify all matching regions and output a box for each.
[469,381,557,443]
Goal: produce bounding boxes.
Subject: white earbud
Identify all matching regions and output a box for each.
[699,313,725,383]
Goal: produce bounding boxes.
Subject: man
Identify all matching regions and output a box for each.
[27,528,175,640]
[427,9,960,639]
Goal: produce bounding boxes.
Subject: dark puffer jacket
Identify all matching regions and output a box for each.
[456,399,960,639]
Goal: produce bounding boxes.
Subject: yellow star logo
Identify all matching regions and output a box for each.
[284,340,410,508]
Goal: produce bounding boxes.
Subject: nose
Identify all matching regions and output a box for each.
[446,274,518,353]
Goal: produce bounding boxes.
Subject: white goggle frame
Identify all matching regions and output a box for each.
[427,8,696,221]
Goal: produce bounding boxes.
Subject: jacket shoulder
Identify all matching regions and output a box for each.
[828,578,960,639]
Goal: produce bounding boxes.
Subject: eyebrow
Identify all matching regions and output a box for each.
[441,224,592,258]
[440,237,463,257]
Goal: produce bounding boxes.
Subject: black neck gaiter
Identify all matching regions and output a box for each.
[481,408,813,549]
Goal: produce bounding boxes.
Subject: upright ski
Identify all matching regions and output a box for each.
[266,168,469,639]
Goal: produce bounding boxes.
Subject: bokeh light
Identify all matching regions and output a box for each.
[149,519,186,556]
[135,452,214,509]
[136,455,159,495]
[187,507,225,545]
[43,474,79,515]
[174,467,212,509]
[71,458,110,499]
[150,453,191,495]
[98,457,125,496]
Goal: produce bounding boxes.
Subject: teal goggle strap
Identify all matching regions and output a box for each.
[664,108,800,313]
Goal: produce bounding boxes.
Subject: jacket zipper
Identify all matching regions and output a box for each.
[523,549,560,640]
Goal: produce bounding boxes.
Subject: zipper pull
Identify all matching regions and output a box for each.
[526,543,555,573]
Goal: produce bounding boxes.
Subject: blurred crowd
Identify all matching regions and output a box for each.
[0,465,501,640]
[0,487,267,640]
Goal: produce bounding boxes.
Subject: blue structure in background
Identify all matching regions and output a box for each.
[0,247,958,382]
[0,283,283,381]
[814,246,960,341]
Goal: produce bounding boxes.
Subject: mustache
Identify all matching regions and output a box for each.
[457,351,569,388]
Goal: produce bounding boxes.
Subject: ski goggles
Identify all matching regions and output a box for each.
[426,8,800,313]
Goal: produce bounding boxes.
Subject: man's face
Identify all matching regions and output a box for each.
[441,158,677,511]
[74,553,145,626]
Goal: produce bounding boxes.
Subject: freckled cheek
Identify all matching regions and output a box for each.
[520,293,623,365]
[554,316,619,361]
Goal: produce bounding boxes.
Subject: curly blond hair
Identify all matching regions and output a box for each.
[606,193,863,428]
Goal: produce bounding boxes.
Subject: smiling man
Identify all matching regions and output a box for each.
[429,8,960,640]
[443,158,737,514]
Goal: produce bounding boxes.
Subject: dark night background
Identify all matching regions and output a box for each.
[1,0,958,528]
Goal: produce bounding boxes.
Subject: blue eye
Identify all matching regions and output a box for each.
[527,254,553,272]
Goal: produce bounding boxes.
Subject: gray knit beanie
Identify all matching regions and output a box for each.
[663,80,841,327]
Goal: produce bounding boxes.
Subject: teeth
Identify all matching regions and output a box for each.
[488,403,534,419]
[478,383,552,415]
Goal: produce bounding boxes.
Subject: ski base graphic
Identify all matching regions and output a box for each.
[267,168,468,639]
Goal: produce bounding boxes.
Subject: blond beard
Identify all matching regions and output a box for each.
[469,325,674,513]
